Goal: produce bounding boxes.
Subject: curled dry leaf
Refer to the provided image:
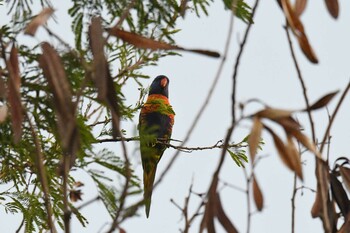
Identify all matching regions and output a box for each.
[325,0,339,19]
[108,28,220,58]
[294,0,307,17]
[307,91,338,111]
[24,7,55,36]
[252,175,264,211]
[7,44,23,143]
[339,166,350,192]
[248,116,263,162]
[330,173,349,217]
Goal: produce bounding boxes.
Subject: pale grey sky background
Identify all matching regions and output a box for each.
[1,1,350,232]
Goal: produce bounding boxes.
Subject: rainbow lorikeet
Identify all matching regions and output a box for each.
[138,75,175,218]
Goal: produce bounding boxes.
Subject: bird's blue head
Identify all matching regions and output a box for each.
[149,75,169,98]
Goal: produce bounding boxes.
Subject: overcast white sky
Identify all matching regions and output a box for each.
[1,1,350,233]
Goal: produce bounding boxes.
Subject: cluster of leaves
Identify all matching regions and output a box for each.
[0,0,254,232]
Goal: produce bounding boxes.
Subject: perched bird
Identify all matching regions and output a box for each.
[138,75,175,218]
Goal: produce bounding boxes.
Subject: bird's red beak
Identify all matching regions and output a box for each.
[160,78,168,88]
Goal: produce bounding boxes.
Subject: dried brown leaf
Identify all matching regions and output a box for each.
[108,28,220,58]
[288,129,322,159]
[281,0,318,63]
[7,44,23,143]
[119,228,127,233]
[275,116,301,131]
[286,135,303,180]
[266,126,294,170]
[294,0,307,17]
[252,175,264,211]
[89,17,108,100]
[330,173,350,217]
[308,91,338,111]
[109,28,178,50]
[325,0,339,19]
[215,193,238,233]
[200,179,218,233]
[281,0,305,34]
[297,32,319,63]
[0,105,8,123]
[256,108,293,120]
[311,190,322,218]
[39,42,80,168]
[89,17,121,137]
[248,116,263,162]
[24,8,54,36]
[340,167,350,192]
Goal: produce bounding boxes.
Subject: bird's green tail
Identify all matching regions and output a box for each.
[143,166,157,218]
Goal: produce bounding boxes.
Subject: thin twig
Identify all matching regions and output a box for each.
[243,168,252,233]
[97,137,244,152]
[284,24,315,142]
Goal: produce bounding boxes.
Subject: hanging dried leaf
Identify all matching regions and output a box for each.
[199,178,218,233]
[24,8,55,36]
[256,108,293,120]
[307,91,338,111]
[89,17,121,138]
[325,0,339,19]
[108,28,220,58]
[281,0,318,63]
[330,172,350,217]
[7,44,23,143]
[340,167,350,192]
[89,17,108,101]
[294,0,307,17]
[252,175,264,211]
[266,126,294,169]
[0,105,8,123]
[248,116,263,162]
[119,228,127,233]
[288,129,322,159]
[281,0,305,34]
[215,193,238,233]
[286,135,303,180]
[297,33,319,64]
[39,42,80,169]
